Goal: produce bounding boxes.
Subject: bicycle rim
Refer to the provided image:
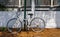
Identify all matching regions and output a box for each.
[7,18,22,33]
[30,17,45,32]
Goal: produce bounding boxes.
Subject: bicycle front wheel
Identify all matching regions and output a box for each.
[7,18,22,33]
[30,17,45,32]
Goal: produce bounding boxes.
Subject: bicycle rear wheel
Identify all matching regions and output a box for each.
[30,17,45,32]
[7,18,22,33]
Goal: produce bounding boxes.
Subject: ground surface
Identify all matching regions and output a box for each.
[0,28,60,37]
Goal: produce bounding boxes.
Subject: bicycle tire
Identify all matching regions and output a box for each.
[30,17,45,32]
[7,18,22,33]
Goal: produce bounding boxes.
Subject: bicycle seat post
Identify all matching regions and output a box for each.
[27,13,33,30]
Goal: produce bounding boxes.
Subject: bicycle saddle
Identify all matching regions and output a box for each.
[28,13,33,16]
[28,13,33,18]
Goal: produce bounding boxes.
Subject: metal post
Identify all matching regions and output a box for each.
[18,0,21,11]
[19,0,21,7]
[51,0,53,7]
[24,0,27,31]
[32,0,35,18]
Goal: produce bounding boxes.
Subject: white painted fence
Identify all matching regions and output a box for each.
[0,11,60,28]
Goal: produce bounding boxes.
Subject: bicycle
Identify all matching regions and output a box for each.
[7,9,45,33]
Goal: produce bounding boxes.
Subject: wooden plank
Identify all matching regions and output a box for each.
[0,28,60,37]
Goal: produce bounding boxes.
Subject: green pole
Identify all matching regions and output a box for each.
[24,0,26,31]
